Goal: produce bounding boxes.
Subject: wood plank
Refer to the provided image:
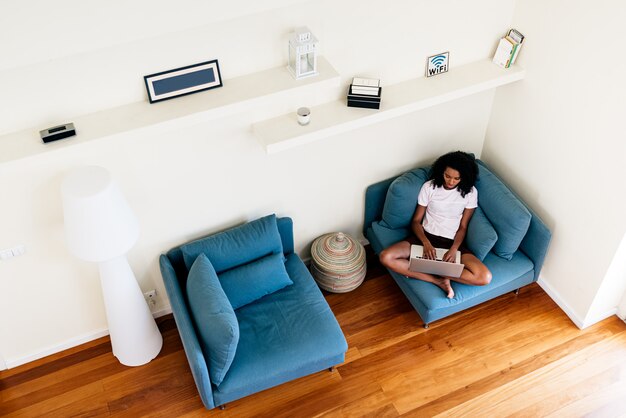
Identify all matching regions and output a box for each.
[342,346,363,365]
[209,367,344,418]
[339,286,561,382]
[2,381,105,418]
[1,352,116,402]
[508,365,624,418]
[103,352,197,415]
[382,310,586,414]
[0,339,114,389]
[2,259,626,418]
[317,390,399,418]
[263,375,383,418]
[403,317,626,417]
[44,389,111,418]
[0,359,124,415]
[433,331,626,417]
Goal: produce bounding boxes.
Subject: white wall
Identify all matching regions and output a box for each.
[618,288,626,320]
[0,0,516,366]
[483,0,626,327]
[589,232,626,326]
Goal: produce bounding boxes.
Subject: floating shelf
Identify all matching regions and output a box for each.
[0,57,340,164]
[254,59,525,154]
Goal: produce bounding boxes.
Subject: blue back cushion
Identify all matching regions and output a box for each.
[218,253,293,309]
[186,253,239,386]
[475,164,531,260]
[371,221,410,249]
[465,206,498,261]
[181,214,284,273]
[381,168,429,229]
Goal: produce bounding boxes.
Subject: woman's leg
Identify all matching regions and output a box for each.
[379,241,454,298]
[448,253,492,286]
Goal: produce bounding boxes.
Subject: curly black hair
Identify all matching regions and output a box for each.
[428,151,478,197]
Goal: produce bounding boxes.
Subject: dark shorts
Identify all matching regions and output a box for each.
[407,231,472,256]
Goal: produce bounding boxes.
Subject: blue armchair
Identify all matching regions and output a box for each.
[159,215,347,409]
[364,159,551,327]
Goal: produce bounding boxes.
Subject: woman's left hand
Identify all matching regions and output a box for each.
[443,249,457,263]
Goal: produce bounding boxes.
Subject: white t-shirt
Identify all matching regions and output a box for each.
[417,180,478,239]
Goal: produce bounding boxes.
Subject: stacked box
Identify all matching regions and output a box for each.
[347,77,381,109]
[347,85,382,109]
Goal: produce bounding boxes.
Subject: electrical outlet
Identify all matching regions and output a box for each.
[0,245,25,260]
[144,290,157,309]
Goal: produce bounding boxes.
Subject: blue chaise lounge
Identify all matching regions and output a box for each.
[364,159,551,328]
[159,214,348,409]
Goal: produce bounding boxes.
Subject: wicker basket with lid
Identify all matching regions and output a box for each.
[310,232,366,293]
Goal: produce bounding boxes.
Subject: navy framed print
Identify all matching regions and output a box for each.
[144,60,223,103]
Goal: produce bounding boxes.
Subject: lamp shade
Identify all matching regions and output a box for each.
[62,166,139,262]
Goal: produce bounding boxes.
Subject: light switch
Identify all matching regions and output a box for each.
[0,245,25,260]
[12,245,25,256]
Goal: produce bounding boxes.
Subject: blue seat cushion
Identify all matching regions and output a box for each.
[395,250,534,311]
[186,253,239,386]
[180,214,284,273]
[381,168,429,229]
[465,206,498,261]
[214,253,348,403]
[218,253,293,309]
[475,165,531,260]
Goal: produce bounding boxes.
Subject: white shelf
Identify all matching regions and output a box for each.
[0,57,340,164]
[254,59,525,154]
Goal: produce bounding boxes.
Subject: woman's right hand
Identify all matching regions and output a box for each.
[423,242,437,259]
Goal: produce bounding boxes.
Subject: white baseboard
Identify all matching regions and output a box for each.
[152,306,172,318]
[537,277,586,329]
[582,307,618,329]
[538,277,621,329]
[6,327,110,369]
[5,307,174,369]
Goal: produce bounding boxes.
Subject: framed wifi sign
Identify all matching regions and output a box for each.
[426,52,449,77]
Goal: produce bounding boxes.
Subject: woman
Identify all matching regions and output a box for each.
[379,151,492,299]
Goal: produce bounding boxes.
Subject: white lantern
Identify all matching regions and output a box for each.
[288,27,319,80]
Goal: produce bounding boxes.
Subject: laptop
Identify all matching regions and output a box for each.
[408,245,464,278]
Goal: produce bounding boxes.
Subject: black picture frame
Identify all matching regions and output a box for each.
[144,59,223,103]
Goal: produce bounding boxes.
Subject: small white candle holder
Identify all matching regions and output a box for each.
[297,107,311,125]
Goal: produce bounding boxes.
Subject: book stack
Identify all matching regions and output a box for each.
[347,77,381,109]
[492,29,525,69]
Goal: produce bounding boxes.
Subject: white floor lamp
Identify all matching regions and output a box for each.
[62,166,163,366]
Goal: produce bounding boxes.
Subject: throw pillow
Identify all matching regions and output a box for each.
[186,253,239,386]
[181,214,284,273]
[381,168,429,229]
[475,162,531,260]
[371,221,410,250]
[465,206,498,261]
[218,253,293,309]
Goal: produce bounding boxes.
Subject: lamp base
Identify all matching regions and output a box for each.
[99,256,163,366]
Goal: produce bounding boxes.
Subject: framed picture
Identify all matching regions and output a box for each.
[144,59,223,103]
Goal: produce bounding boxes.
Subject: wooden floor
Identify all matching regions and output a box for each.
[3,255,626,417]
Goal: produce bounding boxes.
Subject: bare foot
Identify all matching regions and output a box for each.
[435,278,454,299]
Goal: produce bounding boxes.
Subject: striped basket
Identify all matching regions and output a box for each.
[310,232,366,293]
